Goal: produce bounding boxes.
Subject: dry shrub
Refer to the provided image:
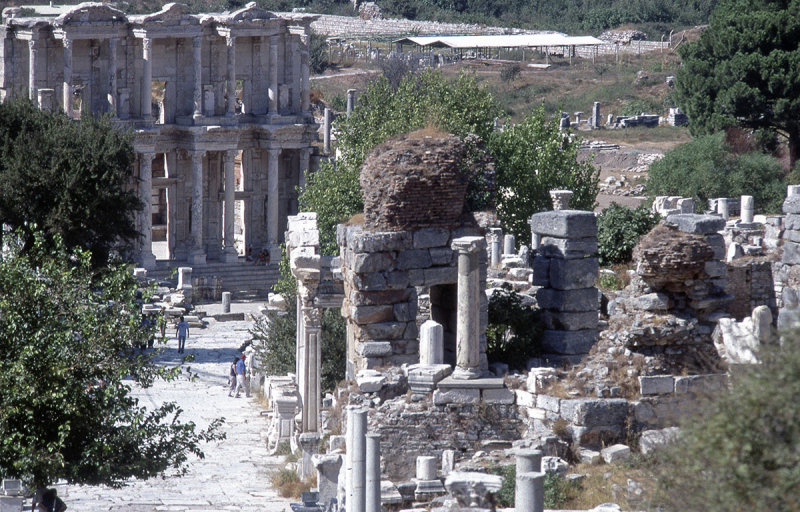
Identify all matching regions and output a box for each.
[271,469,315,498]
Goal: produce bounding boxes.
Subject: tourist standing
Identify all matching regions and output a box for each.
[234,354,249,398]
[227,357,238,397]
[176,315,189,354]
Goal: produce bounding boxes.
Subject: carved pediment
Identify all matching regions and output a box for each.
[140,3,193,24]
[227,2,275,22]
[55,2,127,25]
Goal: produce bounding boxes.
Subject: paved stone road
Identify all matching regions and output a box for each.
[62,314,293,512]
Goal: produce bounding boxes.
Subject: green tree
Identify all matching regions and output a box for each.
[0,231,223,491]
[653,332,800,512]
[597,203,660,265]
[0,100,140,267]
[646,132,788,213]
[309,32,329,74]
[675,0,800,166]
[302,70,501,254]
[488,104,599,243]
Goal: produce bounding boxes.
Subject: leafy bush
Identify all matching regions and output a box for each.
[652,332,800,512]
[646,132,788,214]
[489,104,599,243]
[309,32,329,74]
[487,286,542,370]
[597,203,660,266]
[500,63,521,83]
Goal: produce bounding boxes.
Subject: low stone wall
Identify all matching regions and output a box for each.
[726,260,777,321]
[368,395,524,480]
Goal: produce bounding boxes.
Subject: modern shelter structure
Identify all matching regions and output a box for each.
[0,2,318,269]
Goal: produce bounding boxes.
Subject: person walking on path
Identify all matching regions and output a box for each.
[234,354,249,398]
[176,315,190,354]
[227,357,238,397]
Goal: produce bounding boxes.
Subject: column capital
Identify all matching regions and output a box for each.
[62,36,72,50]
[226,34,236,47]
[193,35,202,49]
[28,38,38,50]
[189,149,205,161]
[451,236,486,254]
[143,37,152,52]
[223,149,236,164]
[138,151,156,162]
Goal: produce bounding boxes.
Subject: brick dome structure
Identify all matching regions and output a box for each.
[360,131,469,232]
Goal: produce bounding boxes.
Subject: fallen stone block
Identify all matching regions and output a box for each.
[639,427,680,455]
[600,444,630,463]
[638,375,674,395]
[665,213,726,234]
[529,210,597,238]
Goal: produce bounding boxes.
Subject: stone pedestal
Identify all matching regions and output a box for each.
[313,454,342,511]
[503,234,515,255]
[741,195,754,223]
[407,363,452,393]
[177,267,193,304]
[549,189,573,210]
[299,432,321,480]
[717,198,729,220]
[451,236,486,380]
[414,456,446,500]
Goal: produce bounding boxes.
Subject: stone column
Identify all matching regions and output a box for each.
[267,148,280,258]
[451,236,486,380]
[345,406,355,512]
[301,48,310,113]
[193,36,203,118]
[515,472,545,512]
[299,147,311,191]
[351,408,367,512]
[531,210,599,362]
[550,189,573,210]
[365,433,381,512]
[222,150,238,262]
[488,228,502,267]
[62,37,72,116]
[189,150,206,265]
[741,195,754,224]
[347,88,356,116]
[138,152,157,269]
[314,454,342,510]
[591,101,601,129]
[226,35,236,116]
[269,36,279,115]
[107,37,118,114]
[291,36,301,113]
[141,36,153,120]
[515,449,542,474]
[420,319,444,365]
[221,291,231,313]
[323,107,332,154]
[717,198,729,220]
[299,303,321,432]
[28,37,38,105]
[503,234,515,255]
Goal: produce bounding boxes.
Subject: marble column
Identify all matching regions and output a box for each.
[300,303,321,432]
[420,319,443,365]
[503,234,515,255]
[269,36,279,115]
[226,35,236,116]
[141,37,153,120]
[488,227,502,268]
[451,236,485,380]
[291,36,301,113]
[516,472,545,512]
[267,148,280,258]
[365,434,381,512]
[741,195,754,223]
[299,147,310,191]
[351,408,367,512]
[28,37,38,106]
[62,37,72,116]
[323,108,332,154]
[347,89,356,116]
[301,48,310,113]
[222,150,238,262]
[139,152,156,269]
[108,37,117,114]
[192,36,202,118]
[189,150,206,265]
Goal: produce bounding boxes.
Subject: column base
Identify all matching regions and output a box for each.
[267,242,282,263]
[451,366,483,380]
[139,251,157,271]
[188,249,206,266]
[222,247,239,263]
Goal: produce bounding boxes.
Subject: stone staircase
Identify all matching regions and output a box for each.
[148,260,282,300]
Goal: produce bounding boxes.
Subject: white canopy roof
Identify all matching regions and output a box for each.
[394,34,603,48]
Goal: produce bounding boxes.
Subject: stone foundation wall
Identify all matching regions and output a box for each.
[367,396,524,480]
[726,260,777,321]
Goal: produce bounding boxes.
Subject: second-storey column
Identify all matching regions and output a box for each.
[139,152,156,269]
[62,37,72,116]
[301,47,310,113]
[193,36,202,118]
[141,37,153,120]
[269,36,279,115]
[226,35,236,116]
[28,37,38,106]
[267,148,280,258]
[291,36,301,113]
[189,150,206,265]
[222,149,238,262]
[108,37,118,114]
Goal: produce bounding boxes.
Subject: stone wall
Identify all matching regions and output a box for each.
[725,260,777,321]
[367,395,524,480]
[337,222,488,376]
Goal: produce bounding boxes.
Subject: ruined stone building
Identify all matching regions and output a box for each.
[0,2,318,269]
